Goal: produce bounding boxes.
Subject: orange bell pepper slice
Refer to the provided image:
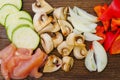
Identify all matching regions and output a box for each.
[111,18,120,31]
[94,4,110,31]
[109,35,120,54]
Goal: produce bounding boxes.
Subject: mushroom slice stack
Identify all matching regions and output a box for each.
[66,32,85,46]
[53,7,68,20]
[66,32,88,59]
[40,32,63,54]
[48,32,63,48]
[62,56,74,72]
[40,33,54,54]
[57,41,74,56]
[32,0,54,14]
[43,55,62,72]
[58,20,73,36]
[33,12,53,32]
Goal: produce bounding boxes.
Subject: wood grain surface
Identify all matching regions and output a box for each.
[1,0,120,80]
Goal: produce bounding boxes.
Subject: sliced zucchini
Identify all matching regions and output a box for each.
[0,4,19,26]
[7,18,34,40]
[0,0,22,10]
[5,11,33,29]
[12,26,40,50]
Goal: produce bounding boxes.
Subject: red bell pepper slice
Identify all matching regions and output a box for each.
[96,26,106,44]
[104,29,120,51]
[94,4,110,31]
[96,26,105,33]
[111,18,120,31]
[100,0,120,21]
[96,33,106,44]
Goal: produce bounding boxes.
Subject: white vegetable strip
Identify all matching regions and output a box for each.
[69,7,93,24]
[85,49,97,71]
[84,32,103,41]
[68,8,97,33]
[74,6,98,22]
[68,17,93,32]
[87,23,97,31]
[73,29,82,34]
[93,41,108,72]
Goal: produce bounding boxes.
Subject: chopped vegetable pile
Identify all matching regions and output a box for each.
[0,0,120,80]
[94,0,120,54]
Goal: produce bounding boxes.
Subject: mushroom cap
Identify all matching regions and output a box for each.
[48,32,63,48]
[40,33,54,54]
[66,32,85,46]
[53,7,68,20]
[32,0,53,14]
[43,55,62,72]
[58,20,73,36]
[62,56,74,72]
[33,12,52,32]
[73,46,88,59]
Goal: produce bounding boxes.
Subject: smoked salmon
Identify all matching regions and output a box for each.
[11,48,47,79]
[0,44,47,80]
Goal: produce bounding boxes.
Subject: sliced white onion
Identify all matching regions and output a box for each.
[93,41,108,72]
[85,49,97,71]
[84,32,103,41]
[73,6,98,22]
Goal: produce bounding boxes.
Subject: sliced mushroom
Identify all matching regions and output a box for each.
[33,12,53,32]
[32,0,53,14]
[40,33,54,54]
[51,16,61,32]
[73,45,88,59]
[43,55,62,72]
[38,23,53,34]
[53,7,68,20]
[62,56,74,72]
[48,32,63,48]
[66,33,85,46]
[38,22,60,34]
[58,20,73,36]
[57,41,73,56]
[52,22,60,32]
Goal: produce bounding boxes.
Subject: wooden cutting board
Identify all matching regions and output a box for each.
[1,0,120,80]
